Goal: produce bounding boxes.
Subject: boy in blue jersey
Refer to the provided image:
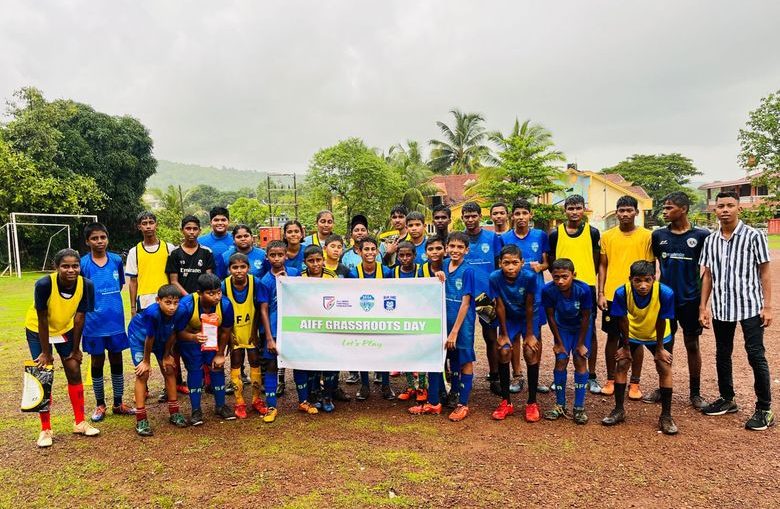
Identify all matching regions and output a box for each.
[198,206,233,279]
[129,284,188,435]
[405,212,428,265]
[380,205,411,267]
[220,224,267,279]
[166,273,236,426]
[80,223,135,422]
[461,201,503,396]
[410,232,476,421]
[542,259,593,425]
[259,240,302,423]
[349,237,395,401]
[489,245,540,422]
[602,261,678,435]
[322,234,351,278]
[393,242,419,278]
[649,192,710,409]
[417,236,446,278]
[341,215,369,273]
[501,199,550,395]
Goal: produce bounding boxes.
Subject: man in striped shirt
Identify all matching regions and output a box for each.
[699,191,774,431]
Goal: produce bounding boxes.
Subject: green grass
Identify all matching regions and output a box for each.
[768,234,780,250]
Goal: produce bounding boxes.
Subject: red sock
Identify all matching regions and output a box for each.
[168,400,179,415]
[67,383,85,423]
[39,411,52,431]
[136,407,147,422]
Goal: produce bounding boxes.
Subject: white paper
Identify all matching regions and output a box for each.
[49,335,66,344]
[202,323,218,350]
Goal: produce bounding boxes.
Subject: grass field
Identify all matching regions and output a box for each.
[1,270,779,508]
[768,234,780,250]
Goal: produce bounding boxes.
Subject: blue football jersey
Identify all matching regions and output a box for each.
[445,261,476,348]
[541,280,592,333]
[464,228,502,295]
[80,252,126,337]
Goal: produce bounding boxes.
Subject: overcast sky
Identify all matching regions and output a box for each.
[2,1,778,181]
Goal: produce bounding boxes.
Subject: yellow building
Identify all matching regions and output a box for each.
[544,169,653,229]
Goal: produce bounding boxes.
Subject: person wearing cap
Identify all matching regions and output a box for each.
[341,214,369,272]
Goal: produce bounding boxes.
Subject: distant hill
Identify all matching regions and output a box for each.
[147,160,267,192]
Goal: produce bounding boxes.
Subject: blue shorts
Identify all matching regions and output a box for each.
[177,340,217,371]
[450,347,476,366]
[129,334,165,367]
[82,332,129,355]
[26,328,74,359]
[555,326,593,360]
[507,322,542,345]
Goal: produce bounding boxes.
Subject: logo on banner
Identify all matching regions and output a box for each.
[360,294,375,311]
[323,296,336,310]
[384,296,396,311]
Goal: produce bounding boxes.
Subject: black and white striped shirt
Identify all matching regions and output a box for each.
[700,221,770,322]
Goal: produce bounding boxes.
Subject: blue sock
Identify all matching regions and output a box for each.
[187,367,204,411]
[458,373,473,406]
[554,369,567,407]
[427,373,441,405]
[323,372,338,398]
[360,372,369,385]
[92,373,105,407]
[294,369,309,403]
[574,371,588,409]
[110,373,124,406]
[381,372,390,387]
[211,370,226,408]
[264,371,278,408]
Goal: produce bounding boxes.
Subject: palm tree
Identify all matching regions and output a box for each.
[488,118,556,152]
[428,109,492,174]
[387,140,439,216]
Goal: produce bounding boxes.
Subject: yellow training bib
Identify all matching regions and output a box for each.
[136,241,170,295]
[625,282,671,342]
[187,293,223,331]
[224,277,255,349]
[357,263,384,279]
[556,223,597,286]
[25,274,84,335]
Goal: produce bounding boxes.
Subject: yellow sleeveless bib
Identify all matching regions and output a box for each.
[187,293,223,331]
[394,264,420,278]
[556,223,597,286]
[625,282,671,342]
[224,277,254,349]
[357,263,384,279]
[25,274,84,335]
[136,241,170,295]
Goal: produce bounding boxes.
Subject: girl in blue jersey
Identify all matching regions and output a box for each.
[128,284,187,435]
[80,223,135,422]
[541,259,593,425]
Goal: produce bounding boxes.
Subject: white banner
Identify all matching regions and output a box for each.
[277,277,446,371]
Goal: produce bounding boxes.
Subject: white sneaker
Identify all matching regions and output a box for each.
[73,420,100,436]
[37,430,53,448]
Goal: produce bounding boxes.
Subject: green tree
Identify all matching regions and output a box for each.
[228,197,268,227]
[739,89,780,205]
[3,87,156,247]
[429,109,492,174]
[601,154,702,218]
[306,138,405,232]
[387,140,438,216]
[470,119,566,222]
[147,186,187,244]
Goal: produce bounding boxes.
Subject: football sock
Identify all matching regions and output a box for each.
[660,387,673,416]
[110,361,124,407]
[264,371,278,408]
[574,371,588,409]
[418,372,427,389]
[168,400,179,415]
[554,369,567,407]
[498,362,511,401]
[293,369,309,403]
[203,365,212,389]
[427,373,441,405]
[211,370,226,408]
[488,371,498,382]
[449,357,461,397]
[136,407,147,422]
[277,367,286,384]
[323,371,338,397]
[527,363,539,404]
[250,367,262,401]
[381,372,390,387]
[458,373,473,406]
[405,372,416,389]
[231,368,244,405]
[690,376,701,397]
[40,410,52,431]
[67,383,85,423]
[187,367,203,411]
[614,382,627,411]
[91,360,105,407]
[588,372,597,381]
[360,372,370,385]
[630,375,640,385]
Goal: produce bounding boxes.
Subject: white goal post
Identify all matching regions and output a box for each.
[4,212,98,278]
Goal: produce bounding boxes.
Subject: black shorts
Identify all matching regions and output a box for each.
[629,338,675,355]
[589,286,598,320]
[601,301,619,336]
[671,298,703,338]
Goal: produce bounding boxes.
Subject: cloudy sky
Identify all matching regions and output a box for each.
[1,0,778,181]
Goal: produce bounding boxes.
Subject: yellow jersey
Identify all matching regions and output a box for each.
[601,227,653,301]
[556,223,598,286]
[224,277,255,349]
[136,241,170,296]
[25,274,85,336]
